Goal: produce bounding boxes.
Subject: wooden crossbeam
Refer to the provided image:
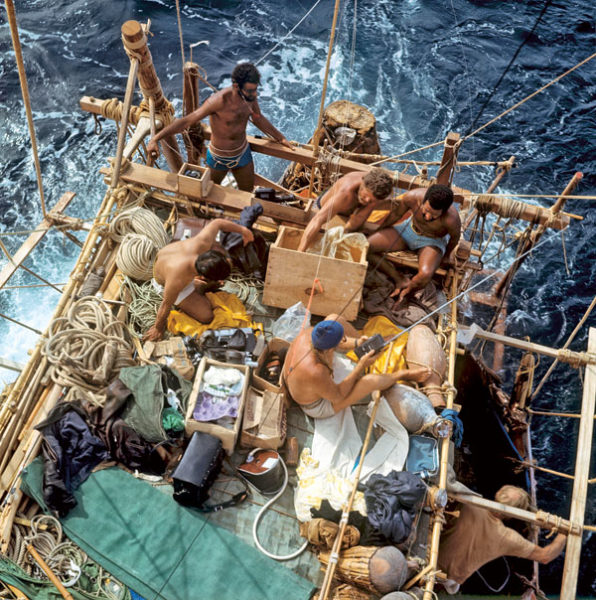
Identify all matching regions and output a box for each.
[0,192,76,290]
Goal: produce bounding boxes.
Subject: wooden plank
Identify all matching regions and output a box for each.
[560,327,596,598]
[436,132,460,185]
[0,192,75,290]
[263,226,366,320]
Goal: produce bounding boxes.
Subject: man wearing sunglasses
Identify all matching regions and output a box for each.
[147,62,292,192]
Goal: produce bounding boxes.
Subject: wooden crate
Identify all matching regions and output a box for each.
[263,226,367,320]
[185,357,250,455]
[177,162,212,198]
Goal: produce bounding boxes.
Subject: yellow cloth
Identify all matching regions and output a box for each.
[167,291,261,337]
[346,315,408,374]
[367,193,405,224]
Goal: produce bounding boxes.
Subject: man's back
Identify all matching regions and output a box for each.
[438,503,535,584]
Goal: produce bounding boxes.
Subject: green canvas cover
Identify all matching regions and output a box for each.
[119,364,192,442]
[21,459,313,600]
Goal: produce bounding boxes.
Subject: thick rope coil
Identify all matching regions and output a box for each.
[99,97,145,126]
[42,296,134,395]
[116,233,159,281]
[108,207,169,246]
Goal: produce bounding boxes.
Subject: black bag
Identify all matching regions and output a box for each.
[172,432,247,512]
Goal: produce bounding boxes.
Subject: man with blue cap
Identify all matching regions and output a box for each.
[283,314,430,419]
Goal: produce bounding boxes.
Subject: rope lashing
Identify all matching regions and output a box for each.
[556,348,589,368]
[439,409,464,447]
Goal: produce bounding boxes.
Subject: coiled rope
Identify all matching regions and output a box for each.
[110,207,170,281]
[43,296,134,399]
[122,276,163,338]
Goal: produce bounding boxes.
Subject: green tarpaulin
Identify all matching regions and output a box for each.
[21,459,313,600]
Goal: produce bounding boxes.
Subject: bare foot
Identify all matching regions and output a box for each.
[393,366,431,383]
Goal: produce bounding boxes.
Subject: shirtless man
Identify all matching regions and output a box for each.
[367,184,461,302]
[143,218,253,342]
[146,62,292,192]
[283,314,430,418]
[297,169,394,252]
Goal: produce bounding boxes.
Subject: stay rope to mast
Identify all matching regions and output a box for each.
[4,0,47,218]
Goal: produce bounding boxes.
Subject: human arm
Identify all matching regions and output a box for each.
[250,100,293,150]
[297,202,339,252]
[345,204,376,233]
[146,95,222,157]
[194,218,254,250]
[443,209,462,261]
[142,282,180,342]
[527,533,567,564]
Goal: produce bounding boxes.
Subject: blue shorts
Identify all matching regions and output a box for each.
[394,216,449,255]
[206,144,253,171]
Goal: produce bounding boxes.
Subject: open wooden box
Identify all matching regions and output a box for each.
[177,162,213,198]
[185,357,250,455]
[263,226,367,320]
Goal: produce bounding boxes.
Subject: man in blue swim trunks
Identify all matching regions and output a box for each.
[367,184,461,302]
[147,63,292,191]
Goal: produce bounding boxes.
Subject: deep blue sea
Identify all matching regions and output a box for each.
[1,0,595,595]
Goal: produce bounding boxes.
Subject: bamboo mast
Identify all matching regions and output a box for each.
[560,327,596,598]
[307,0,342,197]
[120,20,182,173]
[422,273,458,600]
[318,346,395,600]
[182,61,202,165]
[4,0,47,218]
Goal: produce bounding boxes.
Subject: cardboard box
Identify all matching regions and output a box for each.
[241,386,286,450]
[252,338,290,393]
[263,225,367,320]
[185,357,250,455]
[142,336,195,380]
[177,162,212,198]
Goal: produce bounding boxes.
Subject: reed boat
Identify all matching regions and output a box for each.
[1,6,595,600]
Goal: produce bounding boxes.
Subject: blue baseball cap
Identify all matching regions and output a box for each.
[311,320,344,350]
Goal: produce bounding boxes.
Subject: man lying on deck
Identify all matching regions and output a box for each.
[282,315,430,418]
[438,485,567,594]
[367,184,461,302]
[146,62,293,192]
[143,218,253,342]
[297,169,394,252]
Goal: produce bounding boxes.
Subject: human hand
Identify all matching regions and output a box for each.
[241,227,255,246]
[358,349,378,370]
[146,139,160,163]
[142,325,163,343]
[279,137,295,151]
[404,366,432,383]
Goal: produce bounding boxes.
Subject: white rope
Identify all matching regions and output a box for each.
[255,0,325,65]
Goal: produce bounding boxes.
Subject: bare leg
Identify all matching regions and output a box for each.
[176,290,214,324]
[232,161,255,192]
[367,227,408,253]
[209,167,227,185]
[397,245,444,301]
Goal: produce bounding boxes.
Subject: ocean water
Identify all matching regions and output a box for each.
[0,0,594,595]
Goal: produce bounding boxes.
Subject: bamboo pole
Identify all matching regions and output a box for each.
[560,327,596,598]
[422,273,458,600]
[532,294,596,399]
[495,171,582,296]
[27,545,74,600]
[450,493,581,536]
[4,0,47,218]
[182,61,201,165]
[435,132,460,185]
[307,0,342,197]
[460,325,596,366]
[319,345,394,600]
